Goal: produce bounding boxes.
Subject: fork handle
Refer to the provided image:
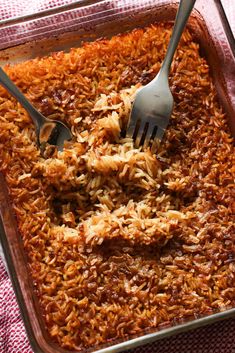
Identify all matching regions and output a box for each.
[0,67,45,128]
[160,0,196,76]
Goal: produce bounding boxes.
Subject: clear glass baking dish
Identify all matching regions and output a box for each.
[0,1,234,353]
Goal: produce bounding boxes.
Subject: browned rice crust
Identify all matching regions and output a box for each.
[0,23,234,351]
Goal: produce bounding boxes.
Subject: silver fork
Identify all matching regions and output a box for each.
[0,67,72,152]
[127,0,196,149]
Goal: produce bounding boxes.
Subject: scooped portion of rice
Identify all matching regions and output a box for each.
[33,86,196,247]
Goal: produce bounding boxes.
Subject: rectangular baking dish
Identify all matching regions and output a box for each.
[0,1,234,353]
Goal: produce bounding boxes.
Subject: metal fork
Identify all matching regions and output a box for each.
[127,0,196,149]
[0,67,72,152]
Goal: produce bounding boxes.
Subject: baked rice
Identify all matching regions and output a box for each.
[0,23,234,351]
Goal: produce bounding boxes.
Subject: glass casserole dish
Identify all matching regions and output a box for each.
[0,1,234,353]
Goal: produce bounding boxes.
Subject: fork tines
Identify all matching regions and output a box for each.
[127,119,165,150]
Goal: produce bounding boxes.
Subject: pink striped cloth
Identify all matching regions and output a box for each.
[0,1,234,353]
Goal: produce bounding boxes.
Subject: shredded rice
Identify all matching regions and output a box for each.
[0,23,234,351]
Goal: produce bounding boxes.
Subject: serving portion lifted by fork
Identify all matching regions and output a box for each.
[127,0,196,149]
